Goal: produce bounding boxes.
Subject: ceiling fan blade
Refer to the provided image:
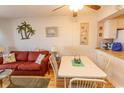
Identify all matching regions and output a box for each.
[73,12,78,17]
[86,5,101,10]
[52,5,66,12]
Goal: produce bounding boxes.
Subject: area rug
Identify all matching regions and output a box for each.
[8,77,50,88]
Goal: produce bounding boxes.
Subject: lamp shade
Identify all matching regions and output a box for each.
[51,46,57,52]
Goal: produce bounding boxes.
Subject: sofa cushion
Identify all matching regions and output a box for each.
[18,62,41,71]
[3,53,16,64]
[35,54,45,64]
[12,70,45,76]
[11,51,29,61]
[28,51,49,62]
[0,62,26,70]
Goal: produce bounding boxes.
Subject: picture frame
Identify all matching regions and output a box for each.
[80,23,89,45]
[45,27,58,37]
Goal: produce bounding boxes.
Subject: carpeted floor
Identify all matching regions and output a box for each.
[8,77,50,88]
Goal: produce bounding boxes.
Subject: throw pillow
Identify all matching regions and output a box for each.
[35,54,45,64]
[3,53,16,64]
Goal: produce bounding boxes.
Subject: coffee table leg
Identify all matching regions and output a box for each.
[0,80,2,88]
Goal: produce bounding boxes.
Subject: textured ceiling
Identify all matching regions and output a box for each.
[0,5,101,18]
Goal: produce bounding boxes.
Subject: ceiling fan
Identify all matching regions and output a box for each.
[52,5,101,17]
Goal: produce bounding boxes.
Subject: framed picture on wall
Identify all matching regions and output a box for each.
[45,27,58,37]
[80,23,89,45]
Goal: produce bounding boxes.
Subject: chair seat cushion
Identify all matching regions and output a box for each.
[18,62,41,71]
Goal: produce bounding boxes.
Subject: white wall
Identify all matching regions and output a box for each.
[1,5,123,62]
[0,18,14,53]
[9,15,97,61]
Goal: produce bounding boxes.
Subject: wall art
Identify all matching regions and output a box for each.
[46,27,58,37]
[80,23,89,45]
[17,21,35,40]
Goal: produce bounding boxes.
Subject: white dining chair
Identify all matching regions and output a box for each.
[49,55,62,87]
[68,78,107,88]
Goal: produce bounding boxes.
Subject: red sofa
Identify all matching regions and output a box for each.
[0,51,50,76]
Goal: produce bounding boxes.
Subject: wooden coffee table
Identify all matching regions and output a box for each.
[0,69,13,88]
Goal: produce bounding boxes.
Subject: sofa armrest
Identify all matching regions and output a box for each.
[40,54,50,74]
[0,57,3,64]
[42,54,50,63]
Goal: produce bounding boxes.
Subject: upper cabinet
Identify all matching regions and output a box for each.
[96,8,124,47]
[117,17,124,29]
[103,15,124,39]
[103,19,117,39]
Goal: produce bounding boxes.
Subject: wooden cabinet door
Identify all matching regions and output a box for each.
[96,50,108,70]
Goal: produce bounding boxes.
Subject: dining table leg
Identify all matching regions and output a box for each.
[64,77,67,88]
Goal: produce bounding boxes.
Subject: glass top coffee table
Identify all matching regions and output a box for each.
[0,69,13,88]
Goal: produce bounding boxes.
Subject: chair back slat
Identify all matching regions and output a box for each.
[69,78,107,88]
[49,55,58,78]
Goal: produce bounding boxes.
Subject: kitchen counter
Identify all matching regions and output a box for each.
[96,48,124,60]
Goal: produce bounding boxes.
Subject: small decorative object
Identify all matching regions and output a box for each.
[46,27,58,37]
[51,46,58,60]
[17,21,35,40]
[51,46,61,61]
[72,56,83,67]
[112,42,123,51]
[80,23,89,45]
[99,33,102,37]
[3,53,16,64]
[35,54,45,64]
[99,26,103,30]
[73,56,81,64]
[56,54,61,62]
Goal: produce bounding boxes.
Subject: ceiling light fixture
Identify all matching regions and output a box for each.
[69,4,83,12]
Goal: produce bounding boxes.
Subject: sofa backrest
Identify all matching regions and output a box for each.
[11,51,49,62]
[11,51,29,61]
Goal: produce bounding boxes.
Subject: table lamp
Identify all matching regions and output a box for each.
[51,46,59,60]
[51,46,57,53]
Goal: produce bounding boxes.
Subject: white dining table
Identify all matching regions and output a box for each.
[58,56,107,88]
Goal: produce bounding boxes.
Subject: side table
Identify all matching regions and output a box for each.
[0,69,13,88]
